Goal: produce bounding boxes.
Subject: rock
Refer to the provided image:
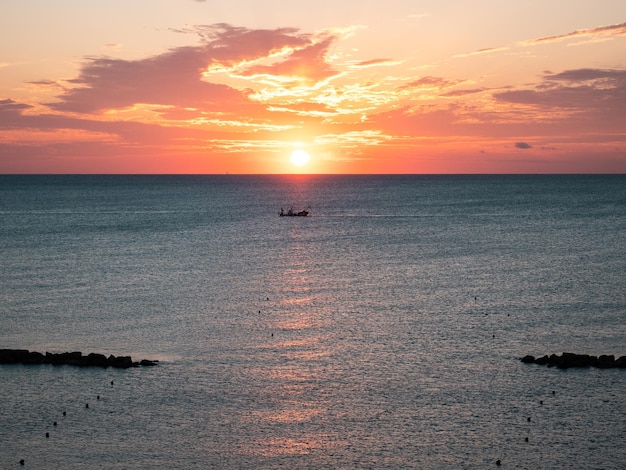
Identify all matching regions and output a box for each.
[83,353,108,367]
[597,355,615,369]
[521,352,625,369]
[0,349,30,364]
[0,349,157,369]
[109,355,136,369]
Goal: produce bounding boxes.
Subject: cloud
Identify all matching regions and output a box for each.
[0,99,33,113]
[47,24,319,114]
[515,142,532,149]
[524,22,626,45]
[454,46,509,58]
[239,36,339,83]
[402,76,460,90]
[494,68,626,112]
[544,68,626,83]
[456,22,626,62]
[349,58,399,69]
[442,88,486,97]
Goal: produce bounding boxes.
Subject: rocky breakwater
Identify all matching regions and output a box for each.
[0,349,158,368]
[521,352,626,369]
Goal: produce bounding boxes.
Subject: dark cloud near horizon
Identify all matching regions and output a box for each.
[494,68,626,110]
[515,142,532,149]
[494,68,626,135]
[0,99,33,111]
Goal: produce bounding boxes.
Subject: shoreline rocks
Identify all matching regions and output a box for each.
[0,349,158,368]
[521,352,626,369]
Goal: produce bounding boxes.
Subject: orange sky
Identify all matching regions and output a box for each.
[1,1,625,173]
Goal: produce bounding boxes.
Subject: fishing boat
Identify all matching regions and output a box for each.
[279,207,310,217]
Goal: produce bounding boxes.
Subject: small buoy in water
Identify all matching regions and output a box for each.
[20,459,25,465]
[111,380,114,386]
[540,400,543,405]
[496,459,501,466]
[525,437,529,442]
[527,417,531,422]
[97,395,100,400]
[552,390,555,395]
[271,333,273,337]
[85,403,89,409]
[46,432,49,438]
[62,411,66,416]
[53,421,57,426]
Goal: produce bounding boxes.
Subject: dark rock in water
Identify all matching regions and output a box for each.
[84,353,108,367]
[0,349,156,369]
[108,355,137,368]
[0,349,30,364]
[597,354,616,369]
[24,351,45,364]
[520,352,626,369]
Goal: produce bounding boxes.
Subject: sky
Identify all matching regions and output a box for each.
[1,0,625,174]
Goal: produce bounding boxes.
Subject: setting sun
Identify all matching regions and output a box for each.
[289,149,311,167]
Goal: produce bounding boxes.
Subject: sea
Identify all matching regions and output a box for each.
[1,174,625,469]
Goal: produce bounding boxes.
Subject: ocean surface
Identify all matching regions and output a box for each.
[1,174,625,469]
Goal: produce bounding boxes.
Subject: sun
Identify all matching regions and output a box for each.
[289,149,311,167]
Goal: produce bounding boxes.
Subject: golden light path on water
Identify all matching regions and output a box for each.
[238,238,340,459]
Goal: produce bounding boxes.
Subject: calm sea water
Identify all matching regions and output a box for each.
[1,175,625,469]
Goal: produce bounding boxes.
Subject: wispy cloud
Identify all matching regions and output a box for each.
[454,46,509,58]
[348,58,401,69]
[401,76,460,90]
[523,22,626,45]
[457,21,626,59]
